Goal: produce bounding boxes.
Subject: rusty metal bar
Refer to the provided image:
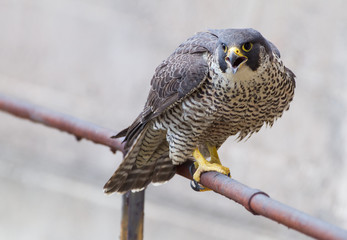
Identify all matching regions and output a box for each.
[0,93,125,154]
[177,164,347,240]
[0,93,141,239]
[1,93,347,240]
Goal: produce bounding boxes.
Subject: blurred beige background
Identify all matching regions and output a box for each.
[0,0,346,239]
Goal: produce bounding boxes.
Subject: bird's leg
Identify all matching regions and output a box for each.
[207,144,222,165]
[190,147,230,191]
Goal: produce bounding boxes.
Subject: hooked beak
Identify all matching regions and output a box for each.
[226,47,248,74]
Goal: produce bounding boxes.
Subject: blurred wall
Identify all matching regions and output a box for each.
[0,0,346,239]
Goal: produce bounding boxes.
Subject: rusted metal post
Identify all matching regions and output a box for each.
[120,194,129,240]
[127,191,145,240]
[120,191,145,240]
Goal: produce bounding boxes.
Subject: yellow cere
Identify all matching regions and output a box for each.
[228,47,245,57]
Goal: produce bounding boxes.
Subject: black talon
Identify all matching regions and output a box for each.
[190,180,199,191]
[190,180,205,192]
[189,163,205,191]
[189,163,196,176]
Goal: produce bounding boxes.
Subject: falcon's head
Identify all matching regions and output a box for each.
[210,28,280,78]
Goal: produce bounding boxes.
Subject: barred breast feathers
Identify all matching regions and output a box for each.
[202,49,295,141]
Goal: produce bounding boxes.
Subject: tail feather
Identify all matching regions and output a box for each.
[104,126,148,193]
[152,145,176,184]
[152,157,176,184]
[104,124,176,194]
[124,141,175,191]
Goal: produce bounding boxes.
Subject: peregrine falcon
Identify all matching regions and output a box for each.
[104,28,295,194]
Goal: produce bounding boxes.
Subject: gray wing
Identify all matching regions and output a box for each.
[116,31,218,150]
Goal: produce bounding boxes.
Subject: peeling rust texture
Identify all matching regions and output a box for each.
[1,93,347,240]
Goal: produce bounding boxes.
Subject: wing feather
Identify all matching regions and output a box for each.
[118,31,218,147]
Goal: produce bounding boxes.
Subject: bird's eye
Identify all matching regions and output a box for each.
[221,43,228,53]
[242,42,253,52]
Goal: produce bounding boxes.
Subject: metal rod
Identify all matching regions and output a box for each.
[127,191,145,240]
[120,193,129,240]
[1,93,346,240]
[120,191,145,240]
[0,93,125,154]
[177,164,347,240]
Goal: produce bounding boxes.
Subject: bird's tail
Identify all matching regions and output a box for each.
[104,125,176,194]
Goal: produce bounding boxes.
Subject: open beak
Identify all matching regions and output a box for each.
[226,47,248,74]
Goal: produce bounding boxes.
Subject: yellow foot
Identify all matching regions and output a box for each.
[207,144,222,164]
[191,147,230,191]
